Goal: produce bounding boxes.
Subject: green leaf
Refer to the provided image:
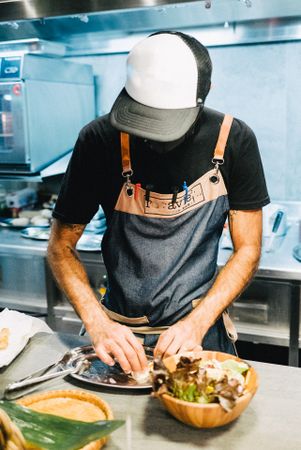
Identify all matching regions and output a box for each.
[0,400,124,450]
[221,359,249,374]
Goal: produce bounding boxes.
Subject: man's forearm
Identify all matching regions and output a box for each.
[47,242,110,331]
[187,244,261,338]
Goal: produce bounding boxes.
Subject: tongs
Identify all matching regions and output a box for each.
[3,346,91,400]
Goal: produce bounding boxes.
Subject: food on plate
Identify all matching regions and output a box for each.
[131,367,151,384]
[152,354,250,412]
[25,228,50,239]
[130,359,153,384]
[40,208,53,219]
[11,217,29,227]
[30,215,50,226]
[0,327,9,349]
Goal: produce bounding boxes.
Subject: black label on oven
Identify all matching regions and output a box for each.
[0,57,22,80]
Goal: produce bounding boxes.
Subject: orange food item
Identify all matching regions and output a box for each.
[0,328,9,350]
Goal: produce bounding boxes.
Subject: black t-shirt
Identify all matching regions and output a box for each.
[53,107,270,224]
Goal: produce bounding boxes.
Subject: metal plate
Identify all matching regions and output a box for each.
[0,218,49,229]
[21,227,50,240]
[68,345,152,390]
[20,228,102,250]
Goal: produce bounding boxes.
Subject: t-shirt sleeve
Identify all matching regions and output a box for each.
[228,124,270,210]
[53,128,102,224]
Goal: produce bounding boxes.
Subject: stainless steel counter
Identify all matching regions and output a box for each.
[1,332,301,450]
[0,227,48,256]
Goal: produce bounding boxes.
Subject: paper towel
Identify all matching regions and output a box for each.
[0,308,53,368]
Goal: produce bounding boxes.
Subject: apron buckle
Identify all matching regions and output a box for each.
[122,170,134,197]
[210,158,224,184]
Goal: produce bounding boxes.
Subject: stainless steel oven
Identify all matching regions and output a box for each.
[0,53,95,174]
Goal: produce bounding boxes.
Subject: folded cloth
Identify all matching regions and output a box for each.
[0,308,53,368]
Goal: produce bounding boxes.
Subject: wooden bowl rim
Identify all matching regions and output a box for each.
[164,350,251,364]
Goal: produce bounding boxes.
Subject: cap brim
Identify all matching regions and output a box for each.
[110,88,200,142]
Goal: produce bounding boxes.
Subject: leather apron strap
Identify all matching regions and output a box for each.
[120,132,132,174]
[120,115,234,168]
[101,298,237,341]
[213,114,233,161]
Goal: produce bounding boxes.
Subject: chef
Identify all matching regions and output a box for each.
[47,31,270,374]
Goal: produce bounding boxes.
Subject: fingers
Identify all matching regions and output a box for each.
[118,338,146,373]
[177,344,203,357]
[156,337,202,360]
[108,341,134,373]
[154,326,203,359]
[154,330,175,358]
[94,325,147,373]
[125,332,148,370]
[95,346,115,367]
[161,336,182,358]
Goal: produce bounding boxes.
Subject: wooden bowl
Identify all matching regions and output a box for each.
[159,351,258,429]
[17,389,114,449]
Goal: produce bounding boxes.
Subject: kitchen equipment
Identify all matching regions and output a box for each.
[156,351,258,429]
[265,210,285,253]
[5,187,37,208]
[263,203,287,238]
[4,345,153,400]
[0,53,94,174]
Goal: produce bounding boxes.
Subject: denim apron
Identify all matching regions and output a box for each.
[101,114,237,354]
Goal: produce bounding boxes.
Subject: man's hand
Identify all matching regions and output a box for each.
[89,318,148,374]
[154,317,203,359]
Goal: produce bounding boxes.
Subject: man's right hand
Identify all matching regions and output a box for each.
[88,318,148,374]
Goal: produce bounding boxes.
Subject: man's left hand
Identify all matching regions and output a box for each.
[154,317,203,358]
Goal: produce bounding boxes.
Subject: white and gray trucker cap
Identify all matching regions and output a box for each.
[110,31,212,142]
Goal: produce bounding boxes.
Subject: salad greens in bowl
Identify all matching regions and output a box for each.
[152,351,258,428]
